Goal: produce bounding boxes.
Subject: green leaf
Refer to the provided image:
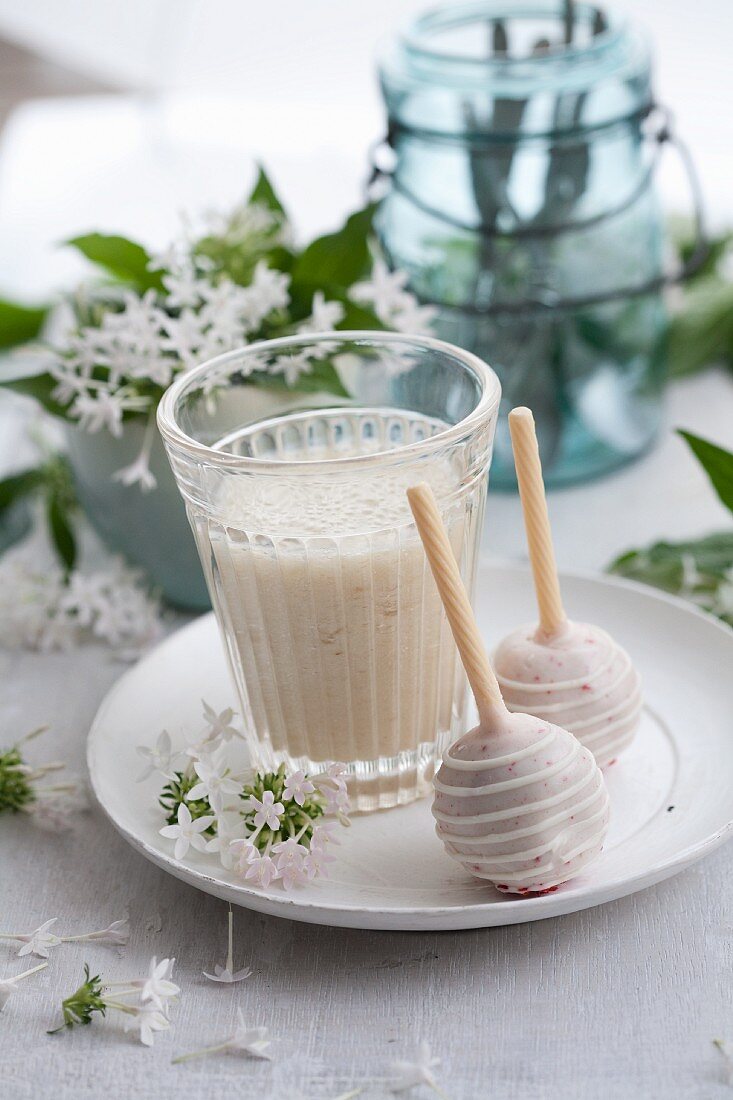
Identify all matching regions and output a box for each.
[608,531,733,627]
[292,204,377,294]
[247,163,287,217]
[65,233,164,292]
[678,430,733,514]
[334,298,387,331]
[0,369,69,418]
[46,490,77,572]
[0,299,49,350]
[667,278,733,377]
[0,468,45,515]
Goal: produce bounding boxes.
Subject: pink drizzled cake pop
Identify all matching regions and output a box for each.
[493,408,642,769]
[407,483,610,896]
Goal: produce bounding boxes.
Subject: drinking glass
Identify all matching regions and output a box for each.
[158,332,500,811]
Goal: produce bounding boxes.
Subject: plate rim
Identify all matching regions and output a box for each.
[87,561,733,929]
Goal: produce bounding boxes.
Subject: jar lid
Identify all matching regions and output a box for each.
[379,1,653,139]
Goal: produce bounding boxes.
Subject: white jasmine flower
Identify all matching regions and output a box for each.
[162,262,208,310]
[310,821,342,849]
[271,837,309,890]
[205,817,241,871]
[112,414,158,493]
[390,298,438,336]
[301,290,345,332]
[203,909,252,984]
[227,836,258,876]
[70,388,147,437]
[2,916,131,957]
[390,1041,445,1096]
[352,258,411,318]
[160,308,208,368]
[239,261,290,331]
[247,790,284,831]
[123,1001,171,1047]
[201,702,242,745]
[139,957,179,1012]
[282,770,315,806]
[137,730,180,782]
[14,918,61,958]
[67,918,130,947]
[322,783,351,817]
[0,560,160,657]
[270,350,313,386]
[244,851,280,889]
[0,962,47,1012]
[172,1008,272,1064]
[303,842,335,880]
[25,789,83,832]
[159,802,215,860]
[187,754,241,814]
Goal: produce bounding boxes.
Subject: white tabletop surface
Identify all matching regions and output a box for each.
[1,94,733,1100]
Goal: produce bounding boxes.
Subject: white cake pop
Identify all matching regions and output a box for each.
[492,408,642,769]
[407,483,610,896]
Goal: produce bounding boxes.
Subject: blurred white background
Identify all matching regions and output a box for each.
[0,0,729,298]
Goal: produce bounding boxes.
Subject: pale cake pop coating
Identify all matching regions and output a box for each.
[433,712,610,894]
[493,621,642,769]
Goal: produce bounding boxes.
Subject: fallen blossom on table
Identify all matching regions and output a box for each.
[203,909,251,984]
[49,956,178,1047]
[0,916,129,958]
[0,961,47,1012]
[390,1041,447,1097]
[172,1007,272,1064]
[0,725,87,829]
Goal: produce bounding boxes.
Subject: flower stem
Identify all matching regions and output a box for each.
[7,961,47,983]
[172,1041,230,1064]
[226,907,233,973]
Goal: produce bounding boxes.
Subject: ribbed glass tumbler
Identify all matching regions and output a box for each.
[158,332,500,811]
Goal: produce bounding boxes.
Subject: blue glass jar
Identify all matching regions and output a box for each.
[376,2,676,487]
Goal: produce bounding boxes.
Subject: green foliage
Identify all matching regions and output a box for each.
[0,299,49,350]
[241,763,324,853]
[0,368,68,418]
[609,533,733,627]
[65,233,164,292]
[0,746,34,813]
[667,227,733,378]
[159,771,216,834]
[678,430,733,513]
[247,163,287,217]
[668,278,733,378]
[0,454,78,571]
[48,965,106,1033]
[291,204,377,296]
[608,431,733,626]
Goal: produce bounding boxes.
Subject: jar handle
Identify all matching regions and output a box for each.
[367,105,710,316]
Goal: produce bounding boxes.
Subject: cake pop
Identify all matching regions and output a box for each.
[407,482,610,896]
[493,407,642,769]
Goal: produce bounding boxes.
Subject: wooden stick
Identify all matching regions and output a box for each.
[508,407,567,638]
[407,483,506,725]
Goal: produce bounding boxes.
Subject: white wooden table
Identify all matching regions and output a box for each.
[1,96,733,1099]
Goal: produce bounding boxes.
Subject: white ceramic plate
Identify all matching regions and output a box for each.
[88,563,733,931]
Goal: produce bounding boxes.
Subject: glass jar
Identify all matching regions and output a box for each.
[158,332,500,812]
[376,1,672,487]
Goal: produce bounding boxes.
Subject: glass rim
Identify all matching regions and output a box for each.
[157,330,501,473]
[400,2,625,69]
